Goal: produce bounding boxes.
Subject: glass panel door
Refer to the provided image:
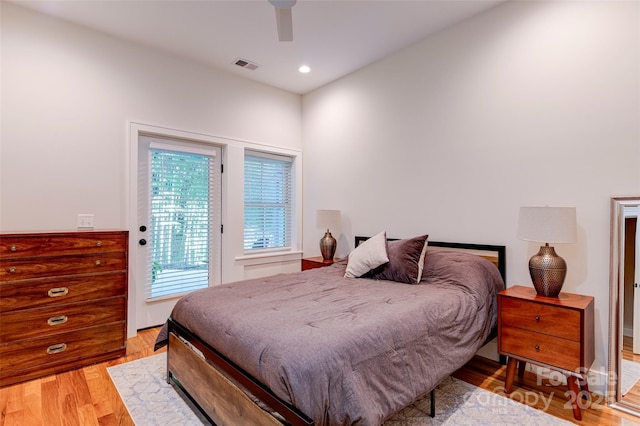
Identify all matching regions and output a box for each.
[136,135,221,329]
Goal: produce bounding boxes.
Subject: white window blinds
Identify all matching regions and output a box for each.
[244,151,293,251]
[147,146,214,299]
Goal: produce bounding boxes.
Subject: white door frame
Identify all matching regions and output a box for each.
[127,122,227,337]
[631,209,640,353]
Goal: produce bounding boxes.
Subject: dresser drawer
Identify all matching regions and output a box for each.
[0,297,125,342]
[500,296,581,341]
[0,322,125,375]
[500,325,581,372]
[0,232,126,259]
[0,272,126,313]
[0,252,125,281]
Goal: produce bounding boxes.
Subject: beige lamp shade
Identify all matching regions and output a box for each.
[517,206,577,244]
[316,209,341,232]
[517,206,577,297]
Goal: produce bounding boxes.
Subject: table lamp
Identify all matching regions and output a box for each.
[316,209,341,261]
[517,206,577,297]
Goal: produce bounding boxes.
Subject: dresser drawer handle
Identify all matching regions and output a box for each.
[9,244,17,252]
[96,241,102,247]
[535,316,540,321]
[48,315,68,326]
[535,344,540,351]
[46,343,67,355]
[7,267,17,273]
[48,287,69,297]
[95,260,102,266]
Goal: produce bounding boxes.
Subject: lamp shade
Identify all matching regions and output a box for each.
[316,209,341,232]
[517,206,577,244]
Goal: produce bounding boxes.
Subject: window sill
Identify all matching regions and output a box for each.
[235,250,303,265]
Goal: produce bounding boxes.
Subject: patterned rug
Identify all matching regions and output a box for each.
[108,353,574,425]
[622,359,640,396]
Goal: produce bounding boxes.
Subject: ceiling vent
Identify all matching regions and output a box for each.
[234,58,259,71]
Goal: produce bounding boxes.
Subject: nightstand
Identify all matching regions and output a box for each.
[301,256,341,271]
[498,285,594,421]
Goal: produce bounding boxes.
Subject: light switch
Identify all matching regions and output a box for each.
[77,214,95,229]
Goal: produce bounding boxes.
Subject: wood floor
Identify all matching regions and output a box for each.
[1,328,640,425]
[620,335,640,406]
[0,328,163,426]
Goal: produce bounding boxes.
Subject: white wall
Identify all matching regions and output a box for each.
[1,3,303,334]
[302,0,640,391]
[1,2,301,232]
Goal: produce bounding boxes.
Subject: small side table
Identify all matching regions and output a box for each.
[498,285,594,420]
[301,256,341,271]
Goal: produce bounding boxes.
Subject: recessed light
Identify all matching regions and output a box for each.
[298,65,311,74]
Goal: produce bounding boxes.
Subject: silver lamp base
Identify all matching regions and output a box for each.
[320,230,336,261]
[529,244,567,297]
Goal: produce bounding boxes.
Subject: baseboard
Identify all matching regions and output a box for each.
[524,363,607,396]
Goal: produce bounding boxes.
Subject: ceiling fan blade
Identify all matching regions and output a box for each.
[274,7,293,42]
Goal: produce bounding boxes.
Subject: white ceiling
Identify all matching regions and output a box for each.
[10,0,505,95]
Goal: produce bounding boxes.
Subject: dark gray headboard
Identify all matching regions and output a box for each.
[354,236,506,282]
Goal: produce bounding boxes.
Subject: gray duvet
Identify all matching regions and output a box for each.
[161,250,504,425]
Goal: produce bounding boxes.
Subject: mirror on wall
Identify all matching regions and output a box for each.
[609,196,640,415]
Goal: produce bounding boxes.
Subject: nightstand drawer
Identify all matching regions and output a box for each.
[500,325,581,371]
[500,297,580,341]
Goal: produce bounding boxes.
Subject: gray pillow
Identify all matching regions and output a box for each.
[367,234,429,284]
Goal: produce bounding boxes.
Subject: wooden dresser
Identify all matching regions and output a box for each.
[498,285,594,420]
[0,230,128,387]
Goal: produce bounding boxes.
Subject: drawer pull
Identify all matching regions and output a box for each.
[9,244,17,252]
[7,267,17,273]
[46,343,67,355]
[95,260,102,266]
[96,241,102,247]
[535,344,540,351]
[48,287,69,297]
[535,316,540,321]
[48,315,68,326]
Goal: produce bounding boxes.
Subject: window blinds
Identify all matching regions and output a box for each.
[147,147,214,299]
[244,151,293,251]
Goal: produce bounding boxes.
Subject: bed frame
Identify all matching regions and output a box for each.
[166,239,506,426]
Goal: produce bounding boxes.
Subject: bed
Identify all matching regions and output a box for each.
[155,235,506,426]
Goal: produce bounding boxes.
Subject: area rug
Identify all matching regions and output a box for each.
[622,359,640,396]
[108,353,574,425]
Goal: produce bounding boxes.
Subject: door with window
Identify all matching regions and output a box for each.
[136,135,221,330]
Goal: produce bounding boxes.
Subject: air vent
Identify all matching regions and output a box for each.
[234,58,259,71]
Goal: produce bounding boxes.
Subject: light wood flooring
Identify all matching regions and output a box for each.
[620,335,640,407]
[2,328,640,425]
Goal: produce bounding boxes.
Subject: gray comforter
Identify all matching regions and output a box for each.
[160,250,504,425]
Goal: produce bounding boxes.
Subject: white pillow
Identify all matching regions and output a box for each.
[344,231,389,278]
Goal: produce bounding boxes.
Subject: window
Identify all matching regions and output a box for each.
[244,151,293,252]
[147,145,218,299]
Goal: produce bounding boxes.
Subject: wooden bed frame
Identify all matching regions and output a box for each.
[166,239,506,426]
